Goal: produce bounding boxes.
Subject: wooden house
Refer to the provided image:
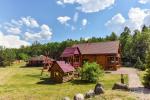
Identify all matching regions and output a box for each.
[27,55,54,67]
[50,61,75,83]
[61,41,121,70]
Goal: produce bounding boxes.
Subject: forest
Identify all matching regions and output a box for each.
[0,25,150,70]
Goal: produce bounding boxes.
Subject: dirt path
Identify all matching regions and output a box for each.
[109,67,150,100]
[128,73,143,89]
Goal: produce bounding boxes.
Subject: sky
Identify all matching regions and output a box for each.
[0,0,150,48]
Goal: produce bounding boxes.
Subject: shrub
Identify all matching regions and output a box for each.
[143,52,150,88]
[80,62,104,83]
[134,57,145,70]
[143,68,150,88]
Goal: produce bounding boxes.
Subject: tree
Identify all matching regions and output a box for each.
[0,49,16,66]
[119,27,133,65]
[80,62,104,83]
[106,32,118,41]
[18,53,29,61]
[143,52,150,88]
[134,57,145,70]
[142,25,149,32]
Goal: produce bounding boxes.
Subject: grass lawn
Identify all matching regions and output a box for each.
[0,63,136,100]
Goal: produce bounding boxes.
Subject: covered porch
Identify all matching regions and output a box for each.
[62,55,81,68]
[106,54,121,70]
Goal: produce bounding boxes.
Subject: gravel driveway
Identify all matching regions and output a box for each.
[108,67,150,100]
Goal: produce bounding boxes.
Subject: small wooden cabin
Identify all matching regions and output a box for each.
[50,61,75,83]
[61,41,121,70]
[27,55,54,67]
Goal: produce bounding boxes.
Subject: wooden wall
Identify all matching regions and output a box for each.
[82,55,107,69]
[51,63,63,83]
[51,63,74,83]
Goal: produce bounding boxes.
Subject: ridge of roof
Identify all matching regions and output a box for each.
[73,41,120,54]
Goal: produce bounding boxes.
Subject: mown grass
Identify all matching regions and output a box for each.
[0,63,135,100]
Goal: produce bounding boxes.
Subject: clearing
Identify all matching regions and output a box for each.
[0,63,137,100]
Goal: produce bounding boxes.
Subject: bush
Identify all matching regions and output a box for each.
[143,68,150,88]
[143,52,150,88]
[80,62,104,83]
[134,57,145,70]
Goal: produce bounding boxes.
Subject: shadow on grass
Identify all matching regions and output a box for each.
[130,87,150,94]
[71,79,95,85]
[20,65,42,68]
[37,78,58,85]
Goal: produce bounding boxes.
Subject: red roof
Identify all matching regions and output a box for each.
[61,47,80,57]
[56,61,75,73]
[73,41,120,54]
[29,55,54,61]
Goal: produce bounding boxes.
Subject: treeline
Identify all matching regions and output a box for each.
[0,25,150,69]
[0,31,118,67]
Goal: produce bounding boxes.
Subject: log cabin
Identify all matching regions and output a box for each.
[50,61,75,83]
[61,41,121,70]
[27,55,54,67]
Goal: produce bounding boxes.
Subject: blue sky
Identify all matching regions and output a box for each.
[0,0,150,48]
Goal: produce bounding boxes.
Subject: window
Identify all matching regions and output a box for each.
[54,72,59,77]
[108,56,115,64]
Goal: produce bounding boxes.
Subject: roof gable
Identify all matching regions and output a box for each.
[54,61,75,73]
[73,41,120,54]
[61,47,81,57]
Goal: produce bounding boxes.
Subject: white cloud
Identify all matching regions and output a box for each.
[57,0,115,13]
[139,0,150,4]
[1,16,53,46]
[24,32,41,41]
[56,0,64,5]
[105,7,150,33]
[40,24,53,39]
[25,24,53,41]
[105,13,125,33]
[63,0,75,4]
[73,12,79,22]
[21,16,39,28]
[57,16,71,25]
[82,19,88,26]
[7,27,21,34]
[11,19,22,27]
[0,31,30,48]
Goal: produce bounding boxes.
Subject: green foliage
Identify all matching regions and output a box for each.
[143,69,150,88]
[0,48,16,66]
[17,53,29,61]
[106,32,118,41]
[119,27,133,62]
[80,62,104,83]
[134,57,145,70]
[143,52,150,88]
[120,26,150,66]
